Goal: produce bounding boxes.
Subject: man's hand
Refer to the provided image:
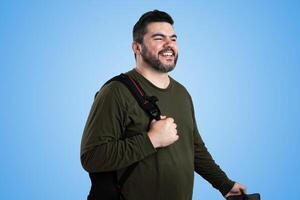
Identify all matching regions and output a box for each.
[148,115,179,148]
[225,182,247,198]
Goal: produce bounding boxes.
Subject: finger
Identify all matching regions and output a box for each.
[239,188,245,195]
[173,123,177,129]
[167,117,174,123]
[237,183,246,191]
[150,119,156,124]
[174,134,179,141]
[173,129,178,135]
[240,186,247,194]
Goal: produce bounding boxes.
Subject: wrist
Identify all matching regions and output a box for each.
[147,131,160,148]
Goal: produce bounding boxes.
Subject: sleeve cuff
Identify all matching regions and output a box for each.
[220,180,235,196]
[137,132,157,157]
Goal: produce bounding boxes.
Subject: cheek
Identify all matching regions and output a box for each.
[173,46,179,55]
[172,43,178,50]
[150,47,161,55]
[149,42,163,50]
[144,42,164,55]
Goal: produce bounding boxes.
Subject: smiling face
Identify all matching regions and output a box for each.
[138,22,178,73]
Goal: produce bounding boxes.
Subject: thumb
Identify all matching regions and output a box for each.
[160,115,167,119]
[150,119,156,125]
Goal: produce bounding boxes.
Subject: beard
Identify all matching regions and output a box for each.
[140,44,178,73]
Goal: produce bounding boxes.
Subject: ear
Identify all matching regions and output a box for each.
[132,41,142,55]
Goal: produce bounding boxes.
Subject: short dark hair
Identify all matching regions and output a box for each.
[133,10,174,44]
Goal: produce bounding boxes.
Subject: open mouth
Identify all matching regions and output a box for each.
[159,49,175,58]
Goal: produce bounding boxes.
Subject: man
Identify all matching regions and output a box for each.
[81,10,246,200]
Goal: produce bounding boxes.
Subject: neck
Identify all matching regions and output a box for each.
[135,65,170,89]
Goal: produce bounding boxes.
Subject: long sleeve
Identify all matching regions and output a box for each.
[80,82,156,173]
[190,97,235,196]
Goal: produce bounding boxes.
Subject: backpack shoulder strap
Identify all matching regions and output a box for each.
[96,73,161,191]
[97,73,161,120]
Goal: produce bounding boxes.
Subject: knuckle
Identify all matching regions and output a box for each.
[167,117,174,123]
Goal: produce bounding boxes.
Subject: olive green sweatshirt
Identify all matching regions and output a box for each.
[80,69,234,200]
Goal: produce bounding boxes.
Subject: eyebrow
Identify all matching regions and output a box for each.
[151,33,177,39]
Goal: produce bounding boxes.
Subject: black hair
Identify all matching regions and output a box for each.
[133,10,174,44]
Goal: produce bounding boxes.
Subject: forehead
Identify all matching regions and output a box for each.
[144,22,176,36]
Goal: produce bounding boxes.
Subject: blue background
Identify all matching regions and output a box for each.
[1,1,299,199]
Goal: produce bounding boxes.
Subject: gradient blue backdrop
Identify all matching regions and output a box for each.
[1,1,299,199]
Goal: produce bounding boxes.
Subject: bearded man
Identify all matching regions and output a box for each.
[81,10,246,200]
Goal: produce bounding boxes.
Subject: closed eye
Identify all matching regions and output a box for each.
[151,33,177,42]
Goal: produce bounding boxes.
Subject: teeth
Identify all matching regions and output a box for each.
[162,52,173,56]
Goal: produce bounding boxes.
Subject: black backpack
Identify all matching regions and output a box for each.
[87,73,161,200]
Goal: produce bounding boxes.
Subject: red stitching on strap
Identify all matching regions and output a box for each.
[128,76,144,97]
